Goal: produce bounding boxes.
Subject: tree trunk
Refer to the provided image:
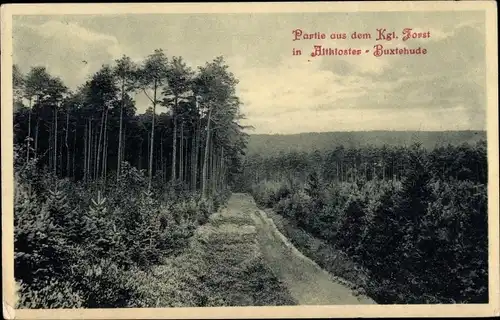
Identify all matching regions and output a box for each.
[65,105,70,177]
[340,162,343,182]
[59,132,63,177]
[26,98,32,163]
[213,144,217,194]
[94,119,99,180]
[122,124,126,165]
[212,148,217,193]
[49,121,53,171]
[103,122,108,185]
[84,121,88,181]
[179,119,184,185]
[184,133,188,186]
[89,120,92,181]
[86,120,90,182]
[201,107,212,199]
[54,103,58,176]
[382,161,385,181]
[194,111,201,191]
[94,118,99,180]
[171,97,178,184]
[147,131,150,174]
[88,119,93,182]
[72,123,77,179]
[148,80,157,191]
[336,161,340,182]
[220,148,224,190]
[208,141,213,197]
[102,109,109,184]
[222,158,227,190]
[117,79,125,182]
[160,134,164,183]
[354,162,357,182]
[34,118,39,158]
[138,139,143,170]
[96,105,106,180]
[191,122,197,191]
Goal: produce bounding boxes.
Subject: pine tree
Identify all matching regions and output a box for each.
[15,178,77,293]
[126,190,162,266]
[87,191,120,261]
[14,183,45,285]
[304,170,321,198]
[46,183,72,229]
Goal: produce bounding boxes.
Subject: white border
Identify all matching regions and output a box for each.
[2,2,499,319]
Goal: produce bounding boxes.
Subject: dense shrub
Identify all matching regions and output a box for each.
[248,142,488,304]
[14,158,230,308]
[130,209,296,307]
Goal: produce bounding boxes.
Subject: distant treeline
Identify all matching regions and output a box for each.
[246,131,486,156]
[240,141,488,304]
[237,140,487,190]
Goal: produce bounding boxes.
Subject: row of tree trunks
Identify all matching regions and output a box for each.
[22,101,227,198]
[14,56,243,200]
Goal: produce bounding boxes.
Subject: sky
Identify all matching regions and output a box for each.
[12,11,486,134]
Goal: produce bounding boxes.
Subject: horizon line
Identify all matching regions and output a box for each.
[246,129,487,135]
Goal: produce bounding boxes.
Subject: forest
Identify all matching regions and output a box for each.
[237,141,488,304]
[11,49,489,307]
[11,51,294,308]
[245,131,486,156]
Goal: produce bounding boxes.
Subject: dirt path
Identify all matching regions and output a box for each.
[227,193,376,305]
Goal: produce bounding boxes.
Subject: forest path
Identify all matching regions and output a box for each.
[226,193,376,305]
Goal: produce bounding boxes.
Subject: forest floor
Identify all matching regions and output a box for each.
[227,193,376,305]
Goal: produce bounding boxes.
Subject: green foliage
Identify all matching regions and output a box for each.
[13,51,247,308]
[304,170,321,198]
[75,259,140,308]
[247,142,488,304]
[130,205,296,307]
[16,279,84,309]
[13,53,247,195]
[14,163,228,308]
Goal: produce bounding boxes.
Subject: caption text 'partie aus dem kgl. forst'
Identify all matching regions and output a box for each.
[292,28,431,57]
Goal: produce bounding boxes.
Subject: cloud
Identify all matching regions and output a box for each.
[234,55,367,121]
[306,22,486,128]
[12,13,486,134]
[243,104,479,134]
[35,21,121,57]
[13,20,125,90]
[235,19,486,133]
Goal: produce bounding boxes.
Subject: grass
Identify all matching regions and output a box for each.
[130,205,297,307]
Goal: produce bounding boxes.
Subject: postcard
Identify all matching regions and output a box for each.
[1,2,499,319]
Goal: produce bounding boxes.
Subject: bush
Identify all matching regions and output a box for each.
[16,279,84,309]
[131,208,296,307]
[251,180,285,207]
[75,259,140,308]
[14,161,233,308]
[249,144,488,304]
